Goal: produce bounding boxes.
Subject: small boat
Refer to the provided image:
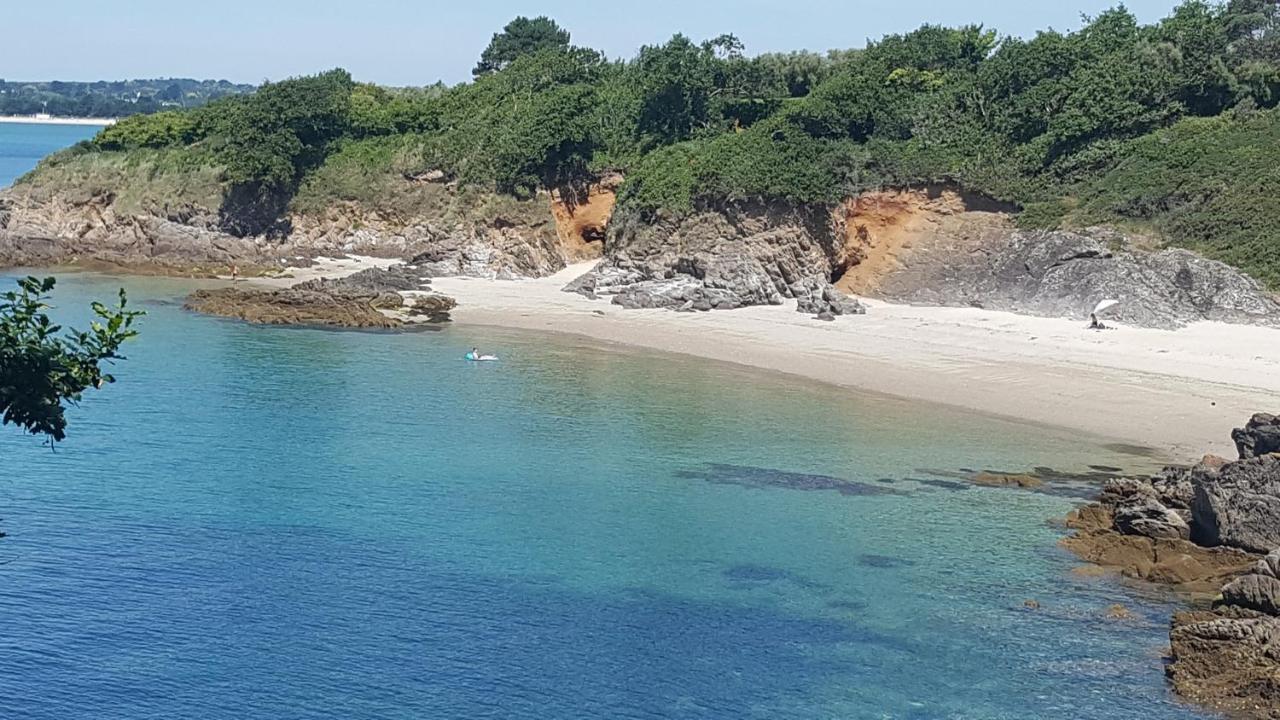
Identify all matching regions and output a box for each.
[465,352,498,362]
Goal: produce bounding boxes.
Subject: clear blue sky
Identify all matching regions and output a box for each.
[3,0,1183,86]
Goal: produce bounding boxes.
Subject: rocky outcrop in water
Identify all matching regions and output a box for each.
[1064,415,1280,718]
[565,203,865,317]
[184,265,455,328]
[1168,571,1280,719]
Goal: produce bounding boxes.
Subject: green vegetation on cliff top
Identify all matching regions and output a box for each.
[20,3,1280,287]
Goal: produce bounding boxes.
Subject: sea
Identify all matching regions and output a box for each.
[0,123,1212,719]
[0,121,104,188]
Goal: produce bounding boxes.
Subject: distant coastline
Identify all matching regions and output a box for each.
[0,115,115,126]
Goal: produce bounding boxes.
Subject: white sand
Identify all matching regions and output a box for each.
[431,262,1280,459]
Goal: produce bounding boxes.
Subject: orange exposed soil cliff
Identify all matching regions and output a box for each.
[550,175,620,262]
[834,187,1014,295]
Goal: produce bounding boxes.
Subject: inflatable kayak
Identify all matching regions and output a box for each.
[465,352,498,362]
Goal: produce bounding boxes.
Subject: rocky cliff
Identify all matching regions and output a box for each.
[565,201,865,317]
[836,187,1279,328]
[0,156,613,279]
[564,186,1279,326]
[5,162,1278,328]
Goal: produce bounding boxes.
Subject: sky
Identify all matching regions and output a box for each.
[2,0,1184,87]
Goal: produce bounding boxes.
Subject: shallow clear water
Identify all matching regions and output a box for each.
[0,122,104,188]
[0,273,1208,719]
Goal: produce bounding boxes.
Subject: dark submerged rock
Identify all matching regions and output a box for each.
[674,463,907,496]
[856,554,915,569]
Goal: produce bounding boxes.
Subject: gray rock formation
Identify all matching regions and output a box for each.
[295,264,432,294]
[1234,413,1280,459]
[566,203,865,316]
[0,178,582,279]
[1222,551,1280,616]
[0,189,267,270]
[1113,496,1192,540]
[873,227,1280,329]
[1191,454,1280,553]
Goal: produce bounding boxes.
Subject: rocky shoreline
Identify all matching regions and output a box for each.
[1062,414,1280,718]
[184,264,457,329]
[6,172,1279,329]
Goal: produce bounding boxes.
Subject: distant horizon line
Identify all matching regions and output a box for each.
[0,114,116,126]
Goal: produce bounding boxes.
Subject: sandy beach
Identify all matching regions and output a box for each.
[0,115,115,126]
[422,262,1280,460]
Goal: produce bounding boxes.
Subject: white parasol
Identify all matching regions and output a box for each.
[1092,299,1120,316]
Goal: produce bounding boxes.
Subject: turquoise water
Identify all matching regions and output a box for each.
[0,272,1208,719]
[0,122,104,187]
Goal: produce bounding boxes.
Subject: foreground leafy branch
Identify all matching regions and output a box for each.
[0,276,143,443]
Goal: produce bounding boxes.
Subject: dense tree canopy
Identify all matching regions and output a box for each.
[0,277,142,443]
[49,3,1280,285]
[473,16,573,77]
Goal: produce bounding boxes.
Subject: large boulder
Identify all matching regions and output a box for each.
[1113,496,1191,541]
[1191,454,1280,553]
[1234,413,1280,459]
[1222,551,1280,616]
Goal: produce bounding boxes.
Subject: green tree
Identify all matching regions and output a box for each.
[1223,0,1280,106]
[756,51,837,97]
[1155,1,1236,116]
[473,16,572,77]
[1,277,143,444]
[632,35,722,148]
[217,68,355,189]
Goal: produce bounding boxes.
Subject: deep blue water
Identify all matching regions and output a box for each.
[0,122,104,187]
[0,273,1210,719]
